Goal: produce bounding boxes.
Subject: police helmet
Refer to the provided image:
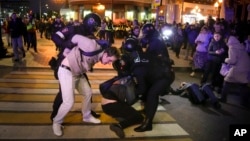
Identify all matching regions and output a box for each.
[83,13,101,31]
[142,23,156,37]
[123,38,137,52]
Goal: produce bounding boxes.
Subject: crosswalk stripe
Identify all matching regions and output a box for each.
[0,111,175,125]
[3,74,116,80]
[0,125,191,140]
[0,102,166,112]
[0,70,191,140]
[0,93,102,102]
[0,82,101,89]
[0,87,100,94]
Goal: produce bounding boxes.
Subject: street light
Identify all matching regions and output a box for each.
[214,0,223,18]
[97,4,105,11]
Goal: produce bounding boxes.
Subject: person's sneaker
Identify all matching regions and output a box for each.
[52,123,63,136]
[190,72,195,77]
[83,115,101,124]
[110,124,125,138]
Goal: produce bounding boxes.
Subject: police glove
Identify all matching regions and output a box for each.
[62,40,77,50]
[96,39,110,49]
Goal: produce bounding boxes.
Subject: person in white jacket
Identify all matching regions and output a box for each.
[220,35,250,109]
[52,35,120,136]
[190,26,212,77]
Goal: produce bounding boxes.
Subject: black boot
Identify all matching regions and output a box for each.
[134,118,152,132]
[110,123,125,138]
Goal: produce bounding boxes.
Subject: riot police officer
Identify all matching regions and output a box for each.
[141,23,170,58]
[50,13,102,121]
[118,37,175,132]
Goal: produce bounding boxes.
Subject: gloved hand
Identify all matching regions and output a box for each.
[96,39,110,49]
[61,40,77,50]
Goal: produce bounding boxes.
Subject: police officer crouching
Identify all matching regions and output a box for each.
[116,37,175,132]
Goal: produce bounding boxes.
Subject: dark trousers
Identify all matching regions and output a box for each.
[40,30,44,38]
[221,81,250,107]
[106,31,114,44]
[102,102,143,128]
[201,60,224,87]
[144,79,170,121]
[50,86,62,120]
[173,41,183,57]
[27,32,37,52]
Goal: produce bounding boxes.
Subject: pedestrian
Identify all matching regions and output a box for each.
[190,26,212,77]
[99,18,107,40]
[7,12,26,61]
[106,19,114,44]
[26,14,37,52]
[51,16,65,50]
[50,13,103,121]
[38,18,46,38]
[184,24,199,60]
[45,19,52,40]
[2,16,11,47]
[220,34,250,108]
[201,31,228,92]
[52,35,120,136]
[172,23,184,58]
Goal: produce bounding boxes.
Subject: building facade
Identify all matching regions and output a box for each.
[67,0,235,24]
[66,0,152,23]
[0,0,29,19]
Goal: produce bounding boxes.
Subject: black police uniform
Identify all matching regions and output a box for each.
[117,36,174,132]
[130,24,174,132]
[131,51,173,132]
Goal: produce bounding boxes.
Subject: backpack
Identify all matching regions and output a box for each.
[177,82,205,104]
[200,83,221,109]
[99,76,138,105]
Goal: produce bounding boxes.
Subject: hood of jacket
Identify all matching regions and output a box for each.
[227,36,245,50]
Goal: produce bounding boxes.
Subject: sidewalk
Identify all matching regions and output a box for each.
[0,34,192,70]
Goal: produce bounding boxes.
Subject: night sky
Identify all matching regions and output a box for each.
[29,0,65,14]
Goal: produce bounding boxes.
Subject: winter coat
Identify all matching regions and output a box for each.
[195,32,212,52]
[186,27,199,46]
[207,38,227,63]
[224,36,250,84]
[8,18,25,38]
